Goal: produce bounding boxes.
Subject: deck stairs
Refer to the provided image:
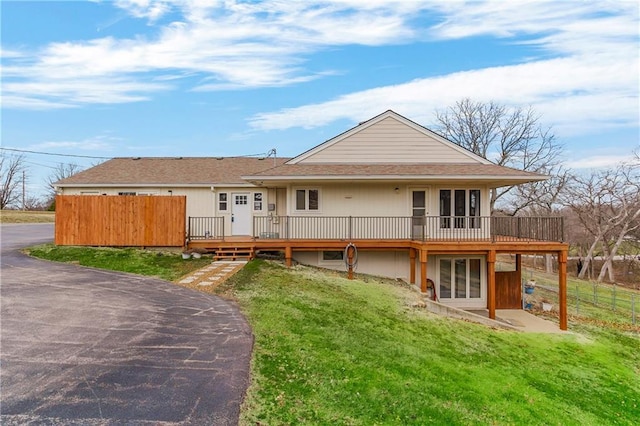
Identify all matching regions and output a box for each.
[213,246,255,261]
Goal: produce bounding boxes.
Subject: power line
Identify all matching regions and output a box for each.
[0,147,111,160]
[1,146,279,160]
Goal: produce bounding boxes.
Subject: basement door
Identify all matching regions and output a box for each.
[231,193,251,235]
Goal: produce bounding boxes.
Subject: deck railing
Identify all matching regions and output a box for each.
[250,215,564,243]
[491,216,564,242]
[186,216,563,243]
[188,216,225,240]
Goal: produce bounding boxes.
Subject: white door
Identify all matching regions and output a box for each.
[231,193,251,235]
[411,189,429,239]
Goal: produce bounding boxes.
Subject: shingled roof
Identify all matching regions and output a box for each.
[56,157,290,186]
[242,162,547,187]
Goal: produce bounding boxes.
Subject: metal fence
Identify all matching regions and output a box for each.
[525,281,638,326]
[188,217,225,240]
[571,283,637,325]
[252,215,564,242]
[492,216,564,242]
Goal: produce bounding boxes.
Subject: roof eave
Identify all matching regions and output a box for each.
[55,182,258,188]
[243,174,548,185]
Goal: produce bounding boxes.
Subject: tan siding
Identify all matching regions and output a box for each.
[276,188,287,215]
[289,183,408,216]
[285,183,491,218]
[61,186,214,228]
[292,250,434,283]
[299,117,479,164]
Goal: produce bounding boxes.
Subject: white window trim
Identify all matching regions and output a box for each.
[292,187,321,213]
[407,186,431,216]
[435,255,486,308]
[253,192,264,212]
[218,192,229,212]
[318,250,344,266]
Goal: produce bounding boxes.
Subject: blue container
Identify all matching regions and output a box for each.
[525,287,534,294]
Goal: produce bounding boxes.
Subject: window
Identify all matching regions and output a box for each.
[438,257,483,300]
[322,251,344,261]
[454,189,466,228]
[469,189,480,228]
[235,195,248,205]
[439,259,452,298]
[439,189,481,229]
[118,191,136,196]
[412,191,426,216]
[295,189,319,211]
[254,193,263,211]
[218,193,228,211]
[439,190,451,228]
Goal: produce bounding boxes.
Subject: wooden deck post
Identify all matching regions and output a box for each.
[420,249,428,293]
[347,245,355,280]
[559,249,568,330]
[487,250,496,319]
[409,248,416,284]
[285,246,292,268]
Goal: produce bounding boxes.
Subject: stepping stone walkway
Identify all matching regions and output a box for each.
[178,260,248,289]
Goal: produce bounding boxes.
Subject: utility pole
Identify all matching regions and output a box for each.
[22,170,26,210]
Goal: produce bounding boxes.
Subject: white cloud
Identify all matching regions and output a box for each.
[3,1,427,109]
[113,0,174,21]
[248,53,638,136]
[566,154,636,170]
[31,135,123,152]
[2,0,638,135]
[248,1,639,138]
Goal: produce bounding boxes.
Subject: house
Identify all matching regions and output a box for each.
[56,110,569,329]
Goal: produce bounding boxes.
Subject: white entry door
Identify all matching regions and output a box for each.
[411,189,429,239]
[231,193,251,235]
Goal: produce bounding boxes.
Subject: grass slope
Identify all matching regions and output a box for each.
[219,261,640,425]
[26,244,211,281]
[0,210,55,223]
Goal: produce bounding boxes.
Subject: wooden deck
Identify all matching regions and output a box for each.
[188,236,567,255]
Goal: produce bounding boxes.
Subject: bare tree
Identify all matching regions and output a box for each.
[45,163,83,207]
[23,195,49,211]
[435,99,564,213]
[0,153,25,209]
[563,159,640,282]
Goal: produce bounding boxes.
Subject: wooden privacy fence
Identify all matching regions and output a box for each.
[55,195,186,247]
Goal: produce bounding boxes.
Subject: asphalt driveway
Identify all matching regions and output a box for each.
[0,224,253,425]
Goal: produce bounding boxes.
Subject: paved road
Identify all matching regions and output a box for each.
[0,224,253,425]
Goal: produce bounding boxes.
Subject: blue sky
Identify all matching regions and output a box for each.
[1,0,639,199]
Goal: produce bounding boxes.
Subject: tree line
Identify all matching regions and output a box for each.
[435,99,639,284]
[0,154,82,211]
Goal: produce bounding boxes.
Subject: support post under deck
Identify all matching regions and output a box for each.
[488,250,496,320]
[559,249,568,330]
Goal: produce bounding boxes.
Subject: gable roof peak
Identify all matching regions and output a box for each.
[287,110,492,165]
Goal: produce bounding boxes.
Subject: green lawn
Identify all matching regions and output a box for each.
[218,261,640,425]
[26,244,211,281]
[26,247,640,424]
[522,267,639,328]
